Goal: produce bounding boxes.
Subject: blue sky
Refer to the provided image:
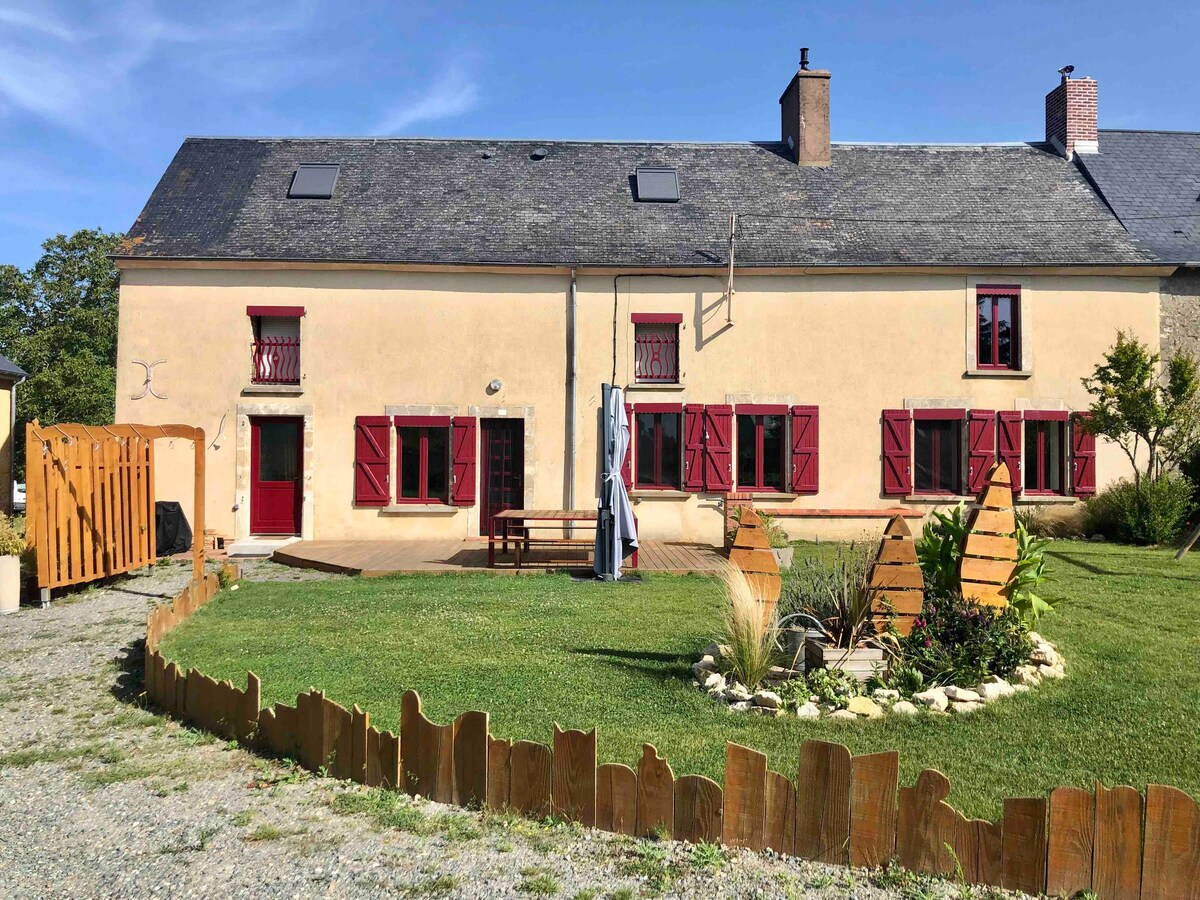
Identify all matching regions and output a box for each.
[1,0,1197,268]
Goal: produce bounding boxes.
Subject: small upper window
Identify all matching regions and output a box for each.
[288,163,340,199]
[635,167,680,202]
[977,286,1019,370]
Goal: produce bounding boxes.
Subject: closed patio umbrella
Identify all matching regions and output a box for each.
[594,384,639,580]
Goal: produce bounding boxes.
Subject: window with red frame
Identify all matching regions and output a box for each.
[976,286,1019,370]
[397,425,450,502]
[1024,416,1067,495]
[634,409,681,490]
[632,314,681,383]
[736,410,786,491]
[913,411,965,495]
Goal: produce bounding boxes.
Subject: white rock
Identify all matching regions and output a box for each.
[724,686,752,703]
[1013,665,1042,687]
[702,642,722,659]
[691,660,717,679]
[1030,645,1060,667]
[913,687,948,712]
[949,700,981,715]
[753,690,782,709]
[828,709,858,721]
[846,696,883,719]
[891,700,919,716]
[944,686,981,703]
[1039,663,1066,680]
[976,679,1014,702]
[1026,632,1043,646]
[728,701,752,712]
[796,702,821,719]
[872,688,901,702]
[702,672,726,693]
[749,705,782,718]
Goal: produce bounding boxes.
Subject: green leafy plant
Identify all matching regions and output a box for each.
[780,542,876,649]
[900,589,1032,685]
[803,666,863,708]
[1008,522,1056,626]
[716,564,779,689]
[1085,474,1195,545]
[915,504,969,595]
[0,514,24,557]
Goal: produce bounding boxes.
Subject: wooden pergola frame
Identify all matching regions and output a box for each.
[26,422,206,599]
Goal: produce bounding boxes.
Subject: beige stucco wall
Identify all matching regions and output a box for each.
[0,379,13,514]
[116,266,1160,546]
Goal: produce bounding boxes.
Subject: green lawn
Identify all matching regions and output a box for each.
[159,542,1200,819]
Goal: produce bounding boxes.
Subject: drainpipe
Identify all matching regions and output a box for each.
[566,268,578,514]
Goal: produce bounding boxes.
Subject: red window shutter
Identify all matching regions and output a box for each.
[683,404,705,491]
[966,409,997,495]
[354,416,390,506]
[703,404,734,492]
[620,403,633,486]
[790,405,819,494]
[450,416,477,506]
[998,411,1023,495]
[1071,412,1097,497]
[881,409,912,496]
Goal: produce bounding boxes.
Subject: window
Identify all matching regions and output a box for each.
[1024,417,1067,495]
[976,286,1019,370]
[632,314,681,383]
[634,167,680,202]
[397,425,450,503]
[635,410,681,490]
[913,414,964,495]
[288,163,339,199]
[248,306,302,385]
[737,411,786,491]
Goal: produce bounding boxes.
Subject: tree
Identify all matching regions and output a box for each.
[0,229,121,478]
[1081,330,1200,488]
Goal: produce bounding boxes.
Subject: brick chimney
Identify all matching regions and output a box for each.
[1045,70,1097,158]
[779,48,830,167]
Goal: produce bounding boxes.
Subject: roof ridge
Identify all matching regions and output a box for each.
[179,135,1046,150]
[1100,128,1200,137]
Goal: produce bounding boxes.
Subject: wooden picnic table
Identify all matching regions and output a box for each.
[487,509,638,570]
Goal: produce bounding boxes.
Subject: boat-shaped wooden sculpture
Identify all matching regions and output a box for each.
[867,514,924,636]
[958,461,1019,608]
[727,507,782,619]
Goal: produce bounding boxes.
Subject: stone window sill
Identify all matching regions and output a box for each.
[905,494,967,503]
[962,369,1033,379]
[625,383,686,392]
[740,492,799,501]
[629,489,691,500]
[242,384,304,396]
[380,504,459,515]
[1017,495,1080,505]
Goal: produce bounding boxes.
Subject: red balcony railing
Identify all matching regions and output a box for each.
[251,336,301,385]
[634,327,679,383]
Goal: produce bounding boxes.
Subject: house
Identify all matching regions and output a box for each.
[0,353,27,515]
[114,57,1170,546]
[1073,129,1200,362]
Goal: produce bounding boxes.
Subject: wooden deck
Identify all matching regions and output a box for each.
[273,539,725,576]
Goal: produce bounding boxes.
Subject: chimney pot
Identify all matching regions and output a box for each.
[1045,73,1097,158]
[779,53,831,167]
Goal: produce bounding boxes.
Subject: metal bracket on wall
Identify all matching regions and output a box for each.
[131,359,167,400]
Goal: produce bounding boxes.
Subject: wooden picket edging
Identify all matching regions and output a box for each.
[144,572,1200,898]
[26,422,206,592]
[958,461,1019,608]
[867,515,924,636]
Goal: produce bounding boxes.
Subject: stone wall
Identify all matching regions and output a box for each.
[1161,269,1200,362]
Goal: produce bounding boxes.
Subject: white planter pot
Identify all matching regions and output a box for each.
[771,547,795,570]
[804,638,885,682]
[0,555,20,615]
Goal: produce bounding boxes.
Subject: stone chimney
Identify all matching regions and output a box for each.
[1045,70,1097,158]
[779,48,830,167]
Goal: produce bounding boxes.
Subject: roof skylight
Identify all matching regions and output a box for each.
[635,167,680,203]
[288,164,340,199]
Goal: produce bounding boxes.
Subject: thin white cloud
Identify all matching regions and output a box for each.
[373,61,480,135]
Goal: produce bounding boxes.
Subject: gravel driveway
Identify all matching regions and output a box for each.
[0,561,971,899]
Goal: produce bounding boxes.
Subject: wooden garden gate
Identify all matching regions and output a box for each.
[25,422,206,598]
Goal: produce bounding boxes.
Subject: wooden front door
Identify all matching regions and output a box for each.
[250,417,303,534]
[480,418,523,536]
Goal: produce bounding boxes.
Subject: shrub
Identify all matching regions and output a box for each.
[716,564,779,689]
[915,504,969,595]
[1009,523,1057,627]
[1085,475,1195,545]
[1014,503,1087,539]
[731,507,789,549]
[0,514,24,557]
[900,590,1032,686]
[780,542,876,649]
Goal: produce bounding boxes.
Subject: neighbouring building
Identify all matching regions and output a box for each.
[114,57,1173,546]
[1075,130,1200,362]
[0,353,27,515]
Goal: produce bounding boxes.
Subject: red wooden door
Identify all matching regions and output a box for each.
[479,419,523,536]
[250,417,303,534]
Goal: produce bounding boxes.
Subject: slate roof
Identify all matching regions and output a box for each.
[119,136,1155,268]
[1078,130,1200,264]
[0,354,26,380]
